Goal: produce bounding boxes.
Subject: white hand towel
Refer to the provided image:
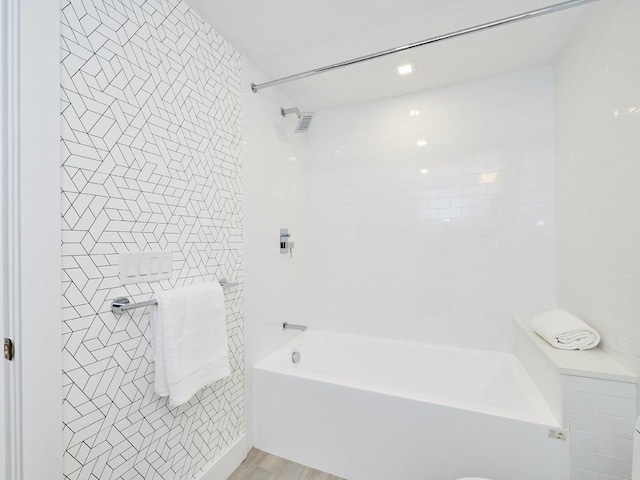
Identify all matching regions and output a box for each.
[151,282,230,408]
[531,309,601,350]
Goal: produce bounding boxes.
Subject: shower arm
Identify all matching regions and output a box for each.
[251,0,600,93]
[281,107,301,118]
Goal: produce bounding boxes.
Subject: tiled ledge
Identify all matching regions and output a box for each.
[514,316,636,384]
[515,316,637,480]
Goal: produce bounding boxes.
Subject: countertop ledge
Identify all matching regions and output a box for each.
[514,316,637,384]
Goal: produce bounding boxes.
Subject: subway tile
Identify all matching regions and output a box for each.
[565,410,635,439]
[564,390,636,419]
[450,196,475,208]
[571,449,632,479]
[306,69,557,353]
[571,467,627,480]
[451,174,480,187]
[571,430,633,459]
[438,208,462,219]
[439,166,462,177]
[461,163,487,175]
[437,186,463,198]
[562,375,636,399]
[556,0,640,446]
[428,198,451,209]
[462,184,487,197]
[462,206,489,218]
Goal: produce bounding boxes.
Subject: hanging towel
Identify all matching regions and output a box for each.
[531,309,601,350]
[151,282,230,408]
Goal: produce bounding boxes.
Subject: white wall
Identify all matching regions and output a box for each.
[1,2,12,475]
[555,0,640,379]
[18,0,63,478]
[242,60,309,441]
[306,68,557,352]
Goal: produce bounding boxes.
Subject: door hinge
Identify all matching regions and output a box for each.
[4,338,14,361]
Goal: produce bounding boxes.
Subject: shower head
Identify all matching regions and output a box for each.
[294,112,314,133]
[281,106,314,133]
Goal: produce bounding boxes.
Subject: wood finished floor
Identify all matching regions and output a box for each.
[228,448,345,480]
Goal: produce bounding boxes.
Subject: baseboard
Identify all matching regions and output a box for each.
[196,434,251,480]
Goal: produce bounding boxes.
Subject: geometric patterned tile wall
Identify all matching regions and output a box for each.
[60,1,243,478]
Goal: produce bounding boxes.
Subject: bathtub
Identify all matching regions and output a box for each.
[253,330,569,480]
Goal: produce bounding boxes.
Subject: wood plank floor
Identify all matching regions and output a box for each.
[228,448,345,480]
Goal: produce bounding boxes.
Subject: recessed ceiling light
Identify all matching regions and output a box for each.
[420,168,429,174]
[416,139,428,147]
[409,110,420,116]
[397,64,414,76]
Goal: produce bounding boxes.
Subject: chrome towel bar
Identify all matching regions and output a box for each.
[111,279,240,315]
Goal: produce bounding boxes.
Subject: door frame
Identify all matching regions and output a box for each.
[2,0,62,479]
[2,0,21,477]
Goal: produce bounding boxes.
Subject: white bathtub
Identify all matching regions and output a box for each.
[253,330,569,480]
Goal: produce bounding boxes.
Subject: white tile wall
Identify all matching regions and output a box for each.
[514,321,564,421]
[555,0,640,380]
[563,375,636,399]
[571,469,627,480]
[565,391,635,418]
[242,60,309,442]
[305,67,557,351]
[565,410,636,441]
[242,60,309,364]
[571,451,632,480]
[571,431,632,460]
[563,375,636,480]
[60,1,244,479]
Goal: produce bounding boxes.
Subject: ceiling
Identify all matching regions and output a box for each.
[185,0,596,109]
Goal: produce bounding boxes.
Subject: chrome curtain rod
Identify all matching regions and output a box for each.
[251,0,599,93]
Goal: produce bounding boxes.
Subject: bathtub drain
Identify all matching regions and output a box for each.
[291,350,301,364]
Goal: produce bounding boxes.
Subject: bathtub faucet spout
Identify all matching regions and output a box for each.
[283,321,308,331]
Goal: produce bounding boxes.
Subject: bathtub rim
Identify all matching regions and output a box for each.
[254,328,563,428]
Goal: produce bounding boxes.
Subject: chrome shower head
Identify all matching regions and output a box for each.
[294,112,314,133]
[281,106,314,133]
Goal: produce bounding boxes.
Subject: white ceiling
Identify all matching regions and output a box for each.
[185,0,596,109]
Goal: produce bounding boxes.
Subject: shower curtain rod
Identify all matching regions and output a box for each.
[250,0,599,93]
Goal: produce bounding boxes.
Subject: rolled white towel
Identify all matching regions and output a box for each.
[531,309,601,350]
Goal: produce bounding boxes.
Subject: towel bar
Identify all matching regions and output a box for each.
[111,279,240,315]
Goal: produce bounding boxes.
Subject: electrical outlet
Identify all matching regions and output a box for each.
[548,429,567,441]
